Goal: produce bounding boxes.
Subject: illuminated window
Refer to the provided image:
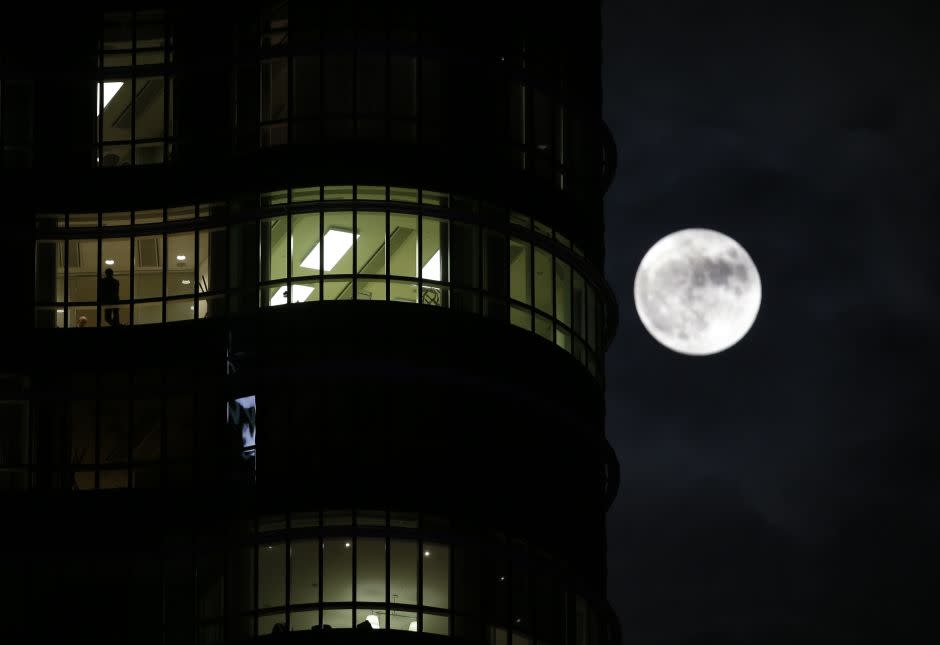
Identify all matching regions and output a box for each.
[291,538,320,604]
[96,10,174,166]
[35,206,226,327]
[252,186,604,377]
[34,188,605,383]
[534,247,552,315]
[357,538,386,602]
[323,537,353,602]
[509,238,531,305]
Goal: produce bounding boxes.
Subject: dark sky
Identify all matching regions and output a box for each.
[601,2,938,643]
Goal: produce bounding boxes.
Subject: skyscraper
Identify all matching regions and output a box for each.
[0,2,619,643]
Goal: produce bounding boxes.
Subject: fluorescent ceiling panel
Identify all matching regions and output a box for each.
[421,249,442,281]
[300,229,359,271]
[97,82,124,117]
[269,284,315,306]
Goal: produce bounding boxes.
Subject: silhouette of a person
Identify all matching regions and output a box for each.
[99,268,121,326]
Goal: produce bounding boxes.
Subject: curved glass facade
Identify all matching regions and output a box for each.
[34,203,227,330]
[9,5,616,645]
[250,6,598,196]
[193,510,606,645]
[35,186,607,378]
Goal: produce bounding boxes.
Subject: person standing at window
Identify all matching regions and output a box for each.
[100,268,121,326]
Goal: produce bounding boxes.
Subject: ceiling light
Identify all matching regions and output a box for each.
[176,255,187,261]
[424,550,431,557]
[104,259,115,265]
[96,82,124,117]
[366,615,380,630]
[181,279,191,285]
[269,284,315,306]
[345,541,351,548]
[408,622,418,632]
[300,229,359,271]
[421,249,441,281]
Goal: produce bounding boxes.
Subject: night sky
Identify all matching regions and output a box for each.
[600,2,938,643]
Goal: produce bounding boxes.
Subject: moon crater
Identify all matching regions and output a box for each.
[634,229,761,355]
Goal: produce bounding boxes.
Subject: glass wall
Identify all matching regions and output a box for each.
[251,6,598,196]
[9,365,205,492]
[258,6,439,147]
[35,204,226,328]
[35,187,605,378]
[96,10,174,166]
[193,510,606,645]
[258,186,602,377]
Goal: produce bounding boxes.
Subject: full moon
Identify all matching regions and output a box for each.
[634,228,761,355]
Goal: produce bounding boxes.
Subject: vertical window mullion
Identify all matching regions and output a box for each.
[353,49,359,139]
[318,522,324,626]
[559,105,566,190]
[129,231,136,326]
[318,204,324,300]
[551,248,557,344]
[194,222,200,317]
[164,14,170,162]
[162,223,168,322]
[416,42,422,144]
[510,553,516,645]
[550,92,555,185]
[417,212,423,301]
[96,235,102,327]
[318,50,324,141]
[529,236,535,330]
[252,523,260,637]
[384,42,390,141]
[504,230,510,314]
[385,510,391,628]
[287,48,293,144]
[97,79,102,165]
[417,536,424,632]
[477,222,483,311]
[522,83,529,170]
[385,200,390,300]
[158,531,166,641]
[352,534,358,620]
[130,13,137,164]
[160,364,167,488]
[352,202,358,298]
[164,74,169,163]
[64,229,70,315]
[570,257,575,349]
[126,384,133,484]
[286,204,293,287]
[449,533,455,635]
[94,370,101,490]
[285,533,292,630]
